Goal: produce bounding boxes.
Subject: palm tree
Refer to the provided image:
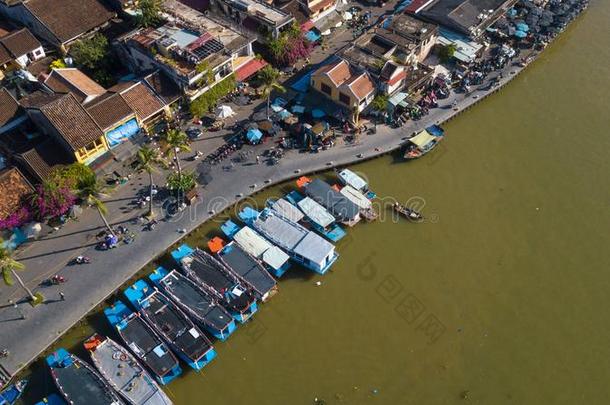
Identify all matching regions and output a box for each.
[136,146,163,218]
[77,176,113,234]
[0,241,35,302]
[258,65,285,119]
[162,129,190,180]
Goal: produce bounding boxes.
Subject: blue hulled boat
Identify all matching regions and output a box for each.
[172,244,258,323]
[46,348,124,405]
[149,267,237,341]
[104,301,182,385]
[284,191,347,242]
[0,380,27,405]
[124,280,216,372]
[221,219,291,278]
[239,206,338,275]
[34,393,66,405]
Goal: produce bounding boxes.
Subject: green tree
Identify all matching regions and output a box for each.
[167,171,196,193]
[49,59,66,70]
[162,129,191,181]
[370,94,389,128]
[76,175,113,234]
[70,34,109,71]
[258,65,285,119]
[136,146,163,218]
[0,240,35,302]
[137,0,163,28]
[439,44,457,63]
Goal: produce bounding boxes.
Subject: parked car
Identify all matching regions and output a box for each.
[187,127,202,139]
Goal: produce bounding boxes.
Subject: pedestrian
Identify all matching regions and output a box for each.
[256,155,260,164]
[59,292,65,301]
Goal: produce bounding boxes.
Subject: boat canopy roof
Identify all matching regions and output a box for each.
[297,197,335,228]
[271,198,305,223]
[340,185,372,209]
[409,129,436,148]
[304,179,360,221]
[234,226,271,258]
[234,226,289,271]
[293,232,335,266]
[338,168,367,191]
[262,246,291,271]
[254,210,307,250]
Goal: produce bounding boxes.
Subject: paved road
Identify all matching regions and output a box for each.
[0,26,541,379]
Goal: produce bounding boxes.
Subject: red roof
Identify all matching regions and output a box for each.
[235,58,268,82]
[300,20,315,32]
[406,0,434,14]
[387,70,407,86]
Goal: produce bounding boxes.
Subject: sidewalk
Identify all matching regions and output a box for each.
[0,47,537,377]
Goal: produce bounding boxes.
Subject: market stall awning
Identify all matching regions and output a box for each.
[301,20,315,32]
[389,92,408,107]
[246,128,263,143]
[305,30,321,42]
[235,58,268,82]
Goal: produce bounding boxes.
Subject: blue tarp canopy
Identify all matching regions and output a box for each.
[292,105,306,114]
[291,71,312,92]
[514,30,527,38]
[312,108,326,118]
[246,128,263,143]
[277,109,292,119]
[106,118,140,148]
[305,30,321,42]
[516,22,529,32]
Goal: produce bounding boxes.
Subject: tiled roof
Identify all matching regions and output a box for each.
[31,93,104,151]
[0,167,33,219]
[308,0,336,14]
[317,60,352,86]
[344,72,375,100]
[0,28,41,57]
[44,69,105,103]
[18,139,72,181]
[0,88,21,127]
[18,90,63,109]
[0,42,11,65]
[86,93,135,131]
[144,71,181,105]
[118,82,165,122]
[24,0,115,44]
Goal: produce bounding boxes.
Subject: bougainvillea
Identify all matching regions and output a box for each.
[30,184,76,221]
[279,37,313,67]
[0,206,33,230]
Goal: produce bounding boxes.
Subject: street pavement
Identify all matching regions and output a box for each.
[0,35,535,379]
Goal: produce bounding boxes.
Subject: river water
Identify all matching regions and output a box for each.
[21,2,610,404]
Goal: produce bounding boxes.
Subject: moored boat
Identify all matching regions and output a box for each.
[300,177,361,226]
[221,219,291,278]
[149,267,236,341]
[46,348,124,405]
[336,168,376,199]
[84,335,173,405]
[34,393,65,405]
[403,125,444,159]
[339,185,378,222]
[215,238,278,302]
[124,281,216,372]
[104,301,182,386]
[392,202,424,222]
[239,206,338,275]
[171,244,258,323]
[0,379,27,405]
[285,191,346,242]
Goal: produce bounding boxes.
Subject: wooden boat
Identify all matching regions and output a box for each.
[149,267,237,341]
[46,348,124,405]
[84,335,173,405]
[0,380,27,405]
[393,202,424,222]
[403,125,444,160]
[124,280,216,372]
[104,301,182,386]
[33,393,65,405]
[171,244,258,323]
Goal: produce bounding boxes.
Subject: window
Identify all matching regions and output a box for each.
[320,83,332,95]
[339,92,351,105]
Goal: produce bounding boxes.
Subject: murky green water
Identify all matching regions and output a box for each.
[20,2,610,404]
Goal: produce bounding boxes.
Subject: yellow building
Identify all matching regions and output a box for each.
[311,59,376,123]
[23,92,110,165]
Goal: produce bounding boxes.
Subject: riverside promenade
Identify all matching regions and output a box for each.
[0,24,575,380]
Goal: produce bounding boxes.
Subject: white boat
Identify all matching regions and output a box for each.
[239,207,338,275]
[85,335,173,405]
